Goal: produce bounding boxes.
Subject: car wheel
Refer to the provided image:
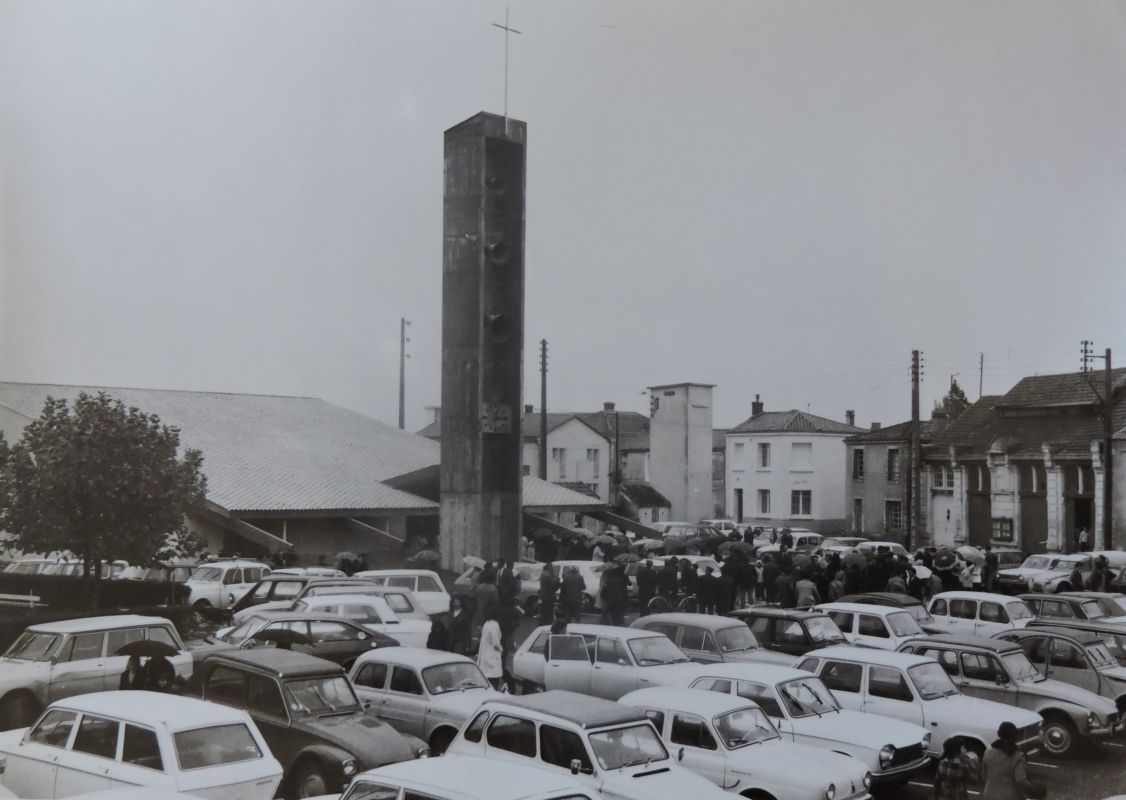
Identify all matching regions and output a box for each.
[191,599,212,611]
[1041,715,1076,757]
[0,693,40,731]
[741,791,777,800]
[292,759,331,799]
[429,728,456,755]
[1054,583,1071,594]
[581,593,594,613]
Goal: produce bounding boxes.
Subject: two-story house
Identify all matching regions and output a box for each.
[725,396,863,531]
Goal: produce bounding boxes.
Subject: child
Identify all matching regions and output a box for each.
[933,737,976,800]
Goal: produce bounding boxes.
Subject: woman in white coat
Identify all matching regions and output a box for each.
[477,611,504,689]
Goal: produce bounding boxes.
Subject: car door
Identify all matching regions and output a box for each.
[668,712,726,786]
[816,659,864,711]
[591,637,637,699]
[102,627,146,690]
[957,652,1011,705]
[54,712,119,796]
[976,602,1011,636]
[1,708,76,799]
[245,673,301,768]
[305,621,369,665]
[48,631,108,702]
[862,666,925,726]
[109,723,177,793]
[856,614,895,650]
[946,599,978,634]
[1039,600,1076,622]
[825,612,855,644]
[381,666,429,738]
[772,619,811,657]
[544,635,593,694]
[1046,639,1099,693]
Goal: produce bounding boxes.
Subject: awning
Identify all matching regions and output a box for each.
[583,509,663,539]
[524,513,589,541]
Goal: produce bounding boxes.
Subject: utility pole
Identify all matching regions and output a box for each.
[907,350,922,551]
[1105,348,1113,550]
[539,339,548,480]
[398,318,410,429]
[978,352,984,399]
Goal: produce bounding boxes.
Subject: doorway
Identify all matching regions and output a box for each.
[734,489,744,524]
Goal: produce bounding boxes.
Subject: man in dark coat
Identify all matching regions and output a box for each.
[761,558,781,604]
[697,567,719,614]
[636,560,658,616]
[538,563,559,625]
[773,567,797,609]
[497,560,518,606]
[560,566,586,622]
[658,559,679,600]
[716,564,736,616]
[679,560,698,599]
[599,564,629,626]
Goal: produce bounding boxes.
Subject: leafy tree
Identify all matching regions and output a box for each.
[0,392,207,603]
[937,379,971,419]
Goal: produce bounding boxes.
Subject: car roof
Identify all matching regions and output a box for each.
[1028,618,1126,633]
[355,646,474,669]
[358,754,588,799]
[632,613,745,630]
[535,623,665,640]
[933,591,1023,602]
[300,593,389,606]
[194,559,269,568]
[28,615,174,634]
[1020,593,1083,603]
[482,691,647,729]
[728,607,826,620]
[356,569,441,579]
[1000,626,1104,645]
[57,691,250,731]
[680,662,807,683]
[201,648,344,677]
[622,687,752,717]
[1058,591,1126,600]
[838,592,921,607]
[904,634,1019,653]
[808,645,933,668]
[816,602,913,616]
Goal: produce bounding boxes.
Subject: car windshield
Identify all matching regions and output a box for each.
[716,625,757,653]
[805,616,845,643]
[284,675,361,715]
[379,593,416,614]
[4,631,60,661]
[908,662,960,699]
[588,723,668,769]
[222,618,266,645]
[627,636,690,666]
[887,611,923,637]
[175,723,262,770]
[713,707,779,747]
[1080,601,1108,620]
[777,677,840,717]
[1002,651,1044,682]
[1021,557,1051,570]
[1087,643,1118,668]
[1006,602,1034,621]
[1092,596,1126,617]
[191,567,224,582]
[422,662,489,694]
[305,584,378,597]
[903,605,933,624]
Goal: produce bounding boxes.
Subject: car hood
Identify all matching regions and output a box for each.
[1100,665,1126,684]
[1019,677,1118,715]
[602,760,729,800]
[0,659,49,685]
[997,568,1056,581]
[791,708,925,748]
[925,693,1042,728]
[299,711,415,768]
[728,739,869,793]
[430,687,499,716]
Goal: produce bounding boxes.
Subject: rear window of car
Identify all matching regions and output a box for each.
[175,723,263,770]
[417,576,443,593]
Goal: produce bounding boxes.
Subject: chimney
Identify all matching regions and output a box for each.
[751,394,764,418]
[603,402,615,412]
[845,410,855,427]
[870,422,881,431]
[524,404,534,415]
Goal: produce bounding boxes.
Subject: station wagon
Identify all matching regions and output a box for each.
[629,613,761,663]
[926,591,1034,636]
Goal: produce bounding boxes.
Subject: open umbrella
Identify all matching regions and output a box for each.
[335,551,359,563]
[614,552,641,564]
[250,628,313,648]
[662,538,688,555]
[718,540,754,556]
[956,546,986,567]
[932,549,959,571]
[116,639,180,658]
[842,550,867,570]
[462,555,486,569]
[913,565,934,580]
[408,549,440,564]
[526,528,555,542]
[592,534,618,546]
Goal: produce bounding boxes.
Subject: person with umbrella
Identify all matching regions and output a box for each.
[658,558,678,601]
[538,563,559,625]
[117,639,181,693]
[761,556,780,604]
[983,544,998,592]
[560,565,586,623]
[697,566,718,614]
[636,559,657,616]
[599,563,629,626]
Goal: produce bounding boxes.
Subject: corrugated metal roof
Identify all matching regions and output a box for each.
[998,368,1126,409]
[523,477,605,509]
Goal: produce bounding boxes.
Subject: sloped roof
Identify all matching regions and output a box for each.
[576,410,650,442]
[731,409,864,435]
[419,410,621,442]
[845,418,948,445]
[523,478,604,509]
[620,480,671,508]
[998,368,1126,409]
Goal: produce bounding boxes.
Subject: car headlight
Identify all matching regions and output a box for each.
[862,772,872,789]
[825,782,836,800]
[1087,711,1099,728]
[921,733,931,751]
[227,592,235,604]
[415,745,430,759]
[342,759,358,777]
[879,744,895,766]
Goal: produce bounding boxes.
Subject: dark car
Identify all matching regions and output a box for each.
[232,575,378,615]
[1020,593,1117,623]
[1058,592,1126,618]
[994,625,1126,704]
[1028,618,1126,666]
[186,649,424,798]
[727,606,846,665]
[837,592,942,633]
[190,611,399,668]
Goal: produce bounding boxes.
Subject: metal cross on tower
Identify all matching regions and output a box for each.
[491,8,521,125]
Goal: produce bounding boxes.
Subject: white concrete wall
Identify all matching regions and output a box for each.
[649,384,714,523]
[522,419,610,501]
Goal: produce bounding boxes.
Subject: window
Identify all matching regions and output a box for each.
[758,443,771,468]
[62,632,105,662]
[931,599,948,616]
[147,627,178,649]
[679,627,712,652]
[949,599,977,619]
[345,783,400,800]
[884,501,903,532]
[691,677,732,694]
[734,442,745,469]
[748,617,773,643]
[390,666,424,695]
[417,576,442,593]
[852,449,865,479]
[961,653,1003,682]
[791,443,812,471]
[868,667,913,702]
[918,647,960,676]
[887,449,900,481]
[643,709,665,731]
[174,724,261,771]
[540,725,592,771]
[205,666,248,707]
[735,681,783,717]
[1020,638,1048,666]
[858,615,890,638]
[758,489,771,515]
[72,714,120,759]
[790,490,812,516]
[309,621,360,642]
[354,662,388,689]
[527,631,549,657]
[29,709,77,748]
[522,464,531,476]
[776,621,806,647]
[122,725,163,771]
[670,713,717,750]
[826,611,853,633]
[107,628,144,656]
[596,637,628,664]
[549,635,591,662]
[992,518,1014,542]
[247,675,286,717]
[245,568,264,582]
[1050,640,1087,669]
[980,603,1009,624]
[464,711,489,743]
[821,660,862,693]
[486,714,536,758]
[932,466,944,488]
[553,448,567,479]
[222,569,243,585]
[587,449,600,480]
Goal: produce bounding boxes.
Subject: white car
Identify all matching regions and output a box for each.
[0,615,192,730]
[446,691,733,800]
[855,541,909,560]
[353,570,451,615]
[511,624,702,698]
[183,560,271,610]
[994,553,1093,595]
[814,602,924,650]
[795,646,1043,758]
[228,580,430,627]
[621,687,872,800]
[324,754,602,800]
[677,662,932,787]
[349,647,500,753]
[927,591,1035,636]
[293,594,431,647]
[0,690,282,799]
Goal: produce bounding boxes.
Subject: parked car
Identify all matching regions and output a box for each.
[291,594,431,647]
[755,532,825,556]
[1056,591,1126,620]
[334,754,602,800]
[229,580,431,628]
[630,613,761,663]
[819,537,870,549]
[814,602,924,650]
[348,647,499,754]
[726,607,847,664]
[750,527,819,548]
[677,662,932,787]
[353,570,451,615]
[995,551,1126,595]
[229,573,344,616]
[620,687,872,800]
[926,591,1034,636]
[1028,618,1126,666]
[795,646,1043,759]
[183,559,271,610]
[186,649,423,798]
[652,522,719,542]
[0,690,282,799]
[994,626,1126,703]
[836,592,942,633]
[190,611,399,668]
[446,691,733,800]
[700,519,739,536]
[511,623,699,698]
[0,614,192,730]
[855,541,909,561]
[896,633,1120,756]
[1020,592,1125,624]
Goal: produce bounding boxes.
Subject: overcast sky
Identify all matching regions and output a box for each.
[3,0,1126,432]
